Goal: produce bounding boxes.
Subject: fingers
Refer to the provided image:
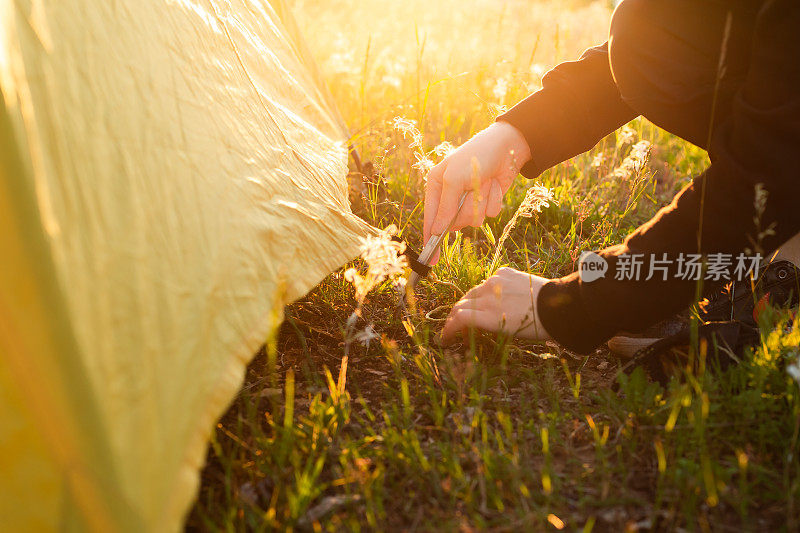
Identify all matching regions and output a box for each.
[486,180,503,218]
[440,270,552,345]
[440,280,500,344]
[461,277,496,302]
[451,295,482,312]
[425,165,460,265]
[425,158,506,263]
[430,246,442,266]
[451,179,493,231]
[495,266,520,278]
[423,164,445,243]
[449,191,479,232]
[429,168,465,237]
[441,308,496,345]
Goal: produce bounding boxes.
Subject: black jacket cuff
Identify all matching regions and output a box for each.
[537,274,613,354]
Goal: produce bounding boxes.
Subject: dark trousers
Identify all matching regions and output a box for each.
[505,0,799,353]
[608,0,761,151]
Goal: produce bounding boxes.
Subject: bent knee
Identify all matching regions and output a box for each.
[610,0,652,35]
[609,0,724,107]
[608,0,661,105]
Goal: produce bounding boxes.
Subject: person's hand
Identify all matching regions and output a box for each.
[441,267,552,345]
[423,121,531,258]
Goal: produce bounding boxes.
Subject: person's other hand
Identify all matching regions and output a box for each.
[441,267,552,345]
[423,121,531,258]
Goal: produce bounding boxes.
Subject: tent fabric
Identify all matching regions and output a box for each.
[0,0,371,530]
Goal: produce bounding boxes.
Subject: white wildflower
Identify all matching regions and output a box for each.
[618,125,637,146]
[630,140,652,161]
[412,153,435,174]
[342,225,408,356]
[433,141,455,158]
[345,309,359,329]
[613,158,639,180]
[489,183,556,272]
[346,225,408,304]
[392,116,420,139]
[517,184,555,218]
[360,228,406,279]
[393,116,424,152]
[353,325,380,347]
[613,142,650,181]
[492,77,509,101]
[591,152,607,168]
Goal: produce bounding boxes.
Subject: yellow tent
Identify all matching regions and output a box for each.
[0,0,370,530]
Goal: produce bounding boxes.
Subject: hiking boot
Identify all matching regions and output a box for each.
[608,260,800,383]
[698,259,800,326]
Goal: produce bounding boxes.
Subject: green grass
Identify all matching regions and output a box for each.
[188,1,800,530]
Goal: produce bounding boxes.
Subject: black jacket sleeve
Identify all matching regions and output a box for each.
[497,43,637,177]
[537,0,800,354]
